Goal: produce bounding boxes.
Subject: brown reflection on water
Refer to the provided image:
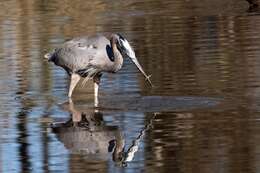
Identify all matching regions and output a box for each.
[137,14,260,108]
[52,101,157,170]
[1,0,260,173]
[52,101,125,171]
[145,110,260,173]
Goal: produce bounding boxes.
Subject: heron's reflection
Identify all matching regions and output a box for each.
[51,100,125,163]
[51,100,157,166]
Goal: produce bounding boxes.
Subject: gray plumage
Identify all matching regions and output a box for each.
[45,34,123,77]
[45,33,152,107]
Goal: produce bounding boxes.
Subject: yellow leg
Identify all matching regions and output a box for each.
[94,82,99,107]
[68,73,80,97]
[93,74,101,107]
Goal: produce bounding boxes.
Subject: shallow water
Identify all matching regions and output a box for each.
[1,0,260,172]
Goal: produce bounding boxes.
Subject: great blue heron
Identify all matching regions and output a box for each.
[44,33,152,107]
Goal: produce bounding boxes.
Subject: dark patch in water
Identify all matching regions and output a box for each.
[99,96,221,112]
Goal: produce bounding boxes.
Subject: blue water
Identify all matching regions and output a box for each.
[1,0,260,172]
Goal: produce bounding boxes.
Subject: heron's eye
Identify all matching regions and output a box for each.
[117,39,122,46]
[116,39,124,52]
[118,34,126,41]
[119,39,126,50]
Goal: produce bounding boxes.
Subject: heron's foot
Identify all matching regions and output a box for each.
[94,102,99,108]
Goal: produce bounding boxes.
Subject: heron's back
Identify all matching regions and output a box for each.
[46,35,111,74]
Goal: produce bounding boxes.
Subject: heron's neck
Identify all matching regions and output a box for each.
[111,40,123,72]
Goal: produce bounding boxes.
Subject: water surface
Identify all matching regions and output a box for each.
[1,0,260,172]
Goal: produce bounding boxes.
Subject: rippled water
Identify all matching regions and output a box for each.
[1,0,260,172]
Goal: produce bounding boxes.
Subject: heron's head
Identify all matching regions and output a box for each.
[113,34,153,87]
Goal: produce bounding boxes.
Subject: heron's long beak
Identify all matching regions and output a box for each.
[119,37,153,87]
[130,56,153,87]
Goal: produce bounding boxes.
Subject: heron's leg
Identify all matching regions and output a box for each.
[93,74,101,107]
[68,73,80,98]
[94,82,99,107]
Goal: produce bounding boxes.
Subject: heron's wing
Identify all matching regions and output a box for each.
[46,34,115,76]
[50,35,109,72]
[66,35,116,72]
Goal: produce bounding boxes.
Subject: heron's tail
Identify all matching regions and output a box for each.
[44,52,54,62]
[44,49,57,62]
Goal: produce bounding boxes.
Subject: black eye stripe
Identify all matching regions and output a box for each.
[117,33,125,41]
[117,43,124,54]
